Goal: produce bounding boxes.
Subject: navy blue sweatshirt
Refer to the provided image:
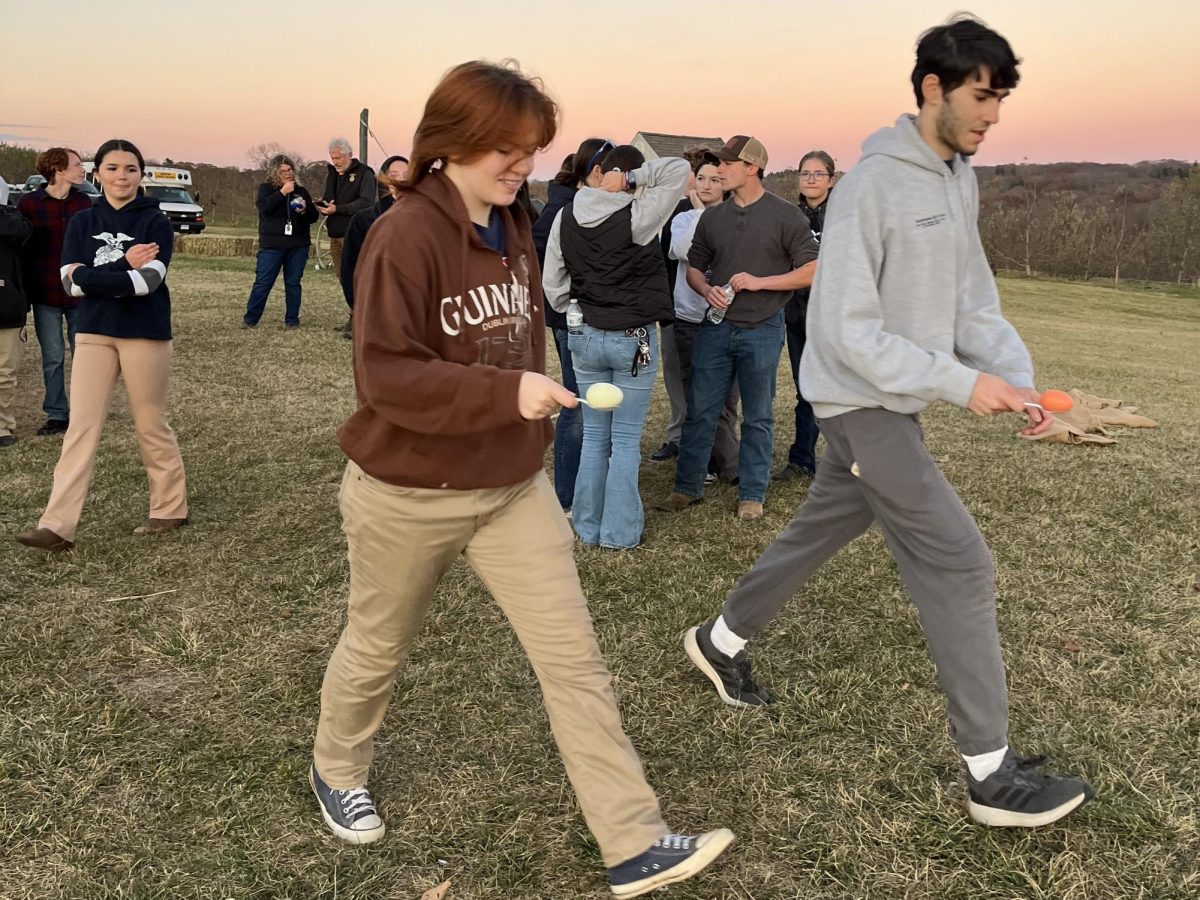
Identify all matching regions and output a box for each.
[532,181,577,330]
[61,196,174,340]
[256,182,319,250]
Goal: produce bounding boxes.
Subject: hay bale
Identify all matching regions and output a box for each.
[177,235,258,258]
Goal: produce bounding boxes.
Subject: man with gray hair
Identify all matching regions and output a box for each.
[318,138,376,333]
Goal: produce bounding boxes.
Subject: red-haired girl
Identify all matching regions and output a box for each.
[309,61,732,898]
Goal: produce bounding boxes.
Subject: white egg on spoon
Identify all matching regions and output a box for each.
[579,383,624,410]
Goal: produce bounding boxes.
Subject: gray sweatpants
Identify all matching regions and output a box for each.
[720,408,1008,756]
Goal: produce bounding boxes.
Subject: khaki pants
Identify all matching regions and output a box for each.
[0,326,21,437]
[39,334,188,542]
[328,237,343,278]
[314,462,666,866]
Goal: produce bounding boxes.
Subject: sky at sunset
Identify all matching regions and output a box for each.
[4,0,1198,177]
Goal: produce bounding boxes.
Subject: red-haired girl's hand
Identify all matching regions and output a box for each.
[518,372,578,420]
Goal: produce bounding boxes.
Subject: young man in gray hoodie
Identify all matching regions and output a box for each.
[683,16,1094,828]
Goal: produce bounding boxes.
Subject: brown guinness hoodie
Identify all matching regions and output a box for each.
[337,171,551,488]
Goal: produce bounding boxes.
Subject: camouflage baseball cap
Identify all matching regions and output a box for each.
[715,135,768,170]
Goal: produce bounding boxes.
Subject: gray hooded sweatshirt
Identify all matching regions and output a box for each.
[799,114,1034,419]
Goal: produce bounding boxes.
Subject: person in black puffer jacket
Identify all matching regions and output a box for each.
[775,150,835,482]
[0,177,33,447]
[242,154,319,328]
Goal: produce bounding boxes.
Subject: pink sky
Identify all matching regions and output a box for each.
[3,0,1197,177]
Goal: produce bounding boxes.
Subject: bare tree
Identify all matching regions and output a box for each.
[246,142,308,172]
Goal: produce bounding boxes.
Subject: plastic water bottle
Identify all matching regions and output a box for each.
[705,284,736,324]
[567,299,584,335]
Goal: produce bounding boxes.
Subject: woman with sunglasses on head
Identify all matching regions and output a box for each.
[16,139,188,553]
[542,144,688,550]
[532,137,611,516]
[309,60,731,898]
[775,150,836,484]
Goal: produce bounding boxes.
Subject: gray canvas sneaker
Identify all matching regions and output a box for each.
[309,764,385,844]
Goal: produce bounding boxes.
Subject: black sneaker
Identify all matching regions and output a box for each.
[309,764,385,844]
[650,441,679,461]
[37,418,70,436]
[608,829,734,898]
[684,621,771,709]
[966,751,1093,827]
[0,435,14,448]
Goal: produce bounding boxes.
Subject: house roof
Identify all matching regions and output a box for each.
[632,131,725,159]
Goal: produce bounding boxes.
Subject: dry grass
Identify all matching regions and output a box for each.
[1,260,1197,899]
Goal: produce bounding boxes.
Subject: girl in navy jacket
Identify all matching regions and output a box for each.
[17,139,188,552]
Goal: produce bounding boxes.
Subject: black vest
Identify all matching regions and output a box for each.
[560,203,673,331]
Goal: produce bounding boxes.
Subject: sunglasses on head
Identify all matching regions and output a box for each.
[586,141,614,171]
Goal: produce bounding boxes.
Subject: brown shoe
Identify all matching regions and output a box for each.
[133,517,189,535]
[15,527,74,552]
[654,492,703,512]
[737,501,764,520]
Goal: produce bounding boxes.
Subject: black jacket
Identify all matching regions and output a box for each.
[532,181,577,330]
[256,182,319,250]
[785,193,830,330]
[339,195,394,308]
[321,159,377,238]
[560,204,673,331]
[659,198,692,295]
[0,204,32,328]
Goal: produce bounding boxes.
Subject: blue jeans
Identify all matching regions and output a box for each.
[569,323,658,549]
[551,327,583,511]
[675,310,785,503]
[32,304,78,420]
[244,246,308,326]
[786,320,820,472]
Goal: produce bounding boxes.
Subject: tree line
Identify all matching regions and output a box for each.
[3,142,1196,284]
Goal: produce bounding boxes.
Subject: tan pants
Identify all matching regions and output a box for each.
[0,327,21,437]
[328,237,343,278]
[39,334,188,541]
[314,462,666,866]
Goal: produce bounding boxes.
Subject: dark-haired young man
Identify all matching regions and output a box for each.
[657,135,818,520]
[683,16,1094,828]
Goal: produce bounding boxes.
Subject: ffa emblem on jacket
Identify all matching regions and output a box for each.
[92,232,135,266]
[349,174,356,183]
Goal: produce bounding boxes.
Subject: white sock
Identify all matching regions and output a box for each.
[963,745,1009,781]
[709,615,747,658]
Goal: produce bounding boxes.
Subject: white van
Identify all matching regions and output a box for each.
[83,162,207,234]
[141,166,206,234]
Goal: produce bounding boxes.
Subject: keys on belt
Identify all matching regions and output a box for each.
[626,327,651,376]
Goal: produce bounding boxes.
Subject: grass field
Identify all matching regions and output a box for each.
[1,259,1197,900]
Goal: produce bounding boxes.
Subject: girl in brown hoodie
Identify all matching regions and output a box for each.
[308,60,732,898]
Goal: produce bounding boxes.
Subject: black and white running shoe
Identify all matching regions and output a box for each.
[966,751,1093,827]
[684,620,771,709]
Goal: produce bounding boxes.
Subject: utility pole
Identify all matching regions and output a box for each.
[359,109,369,166]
